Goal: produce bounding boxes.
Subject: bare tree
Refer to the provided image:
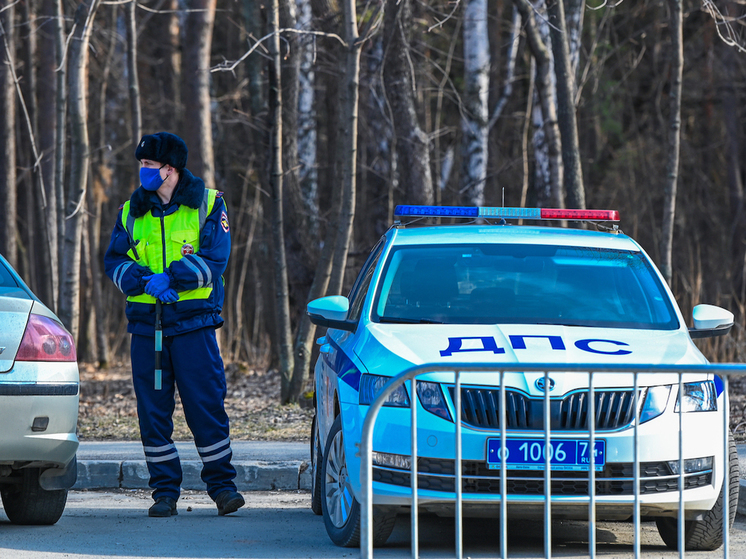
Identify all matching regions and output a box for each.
[547,0,585,209]
[514,0,563,207]
[267,0,295,400]
[59,0,101,339]
[660,0,683,285]
[38,0,61,308]
[327,0,364,296]
[183,0,217,189]
[460,0,490,206]
[0,2,17,268]
[382,0,433,207]
[125,0,141,143]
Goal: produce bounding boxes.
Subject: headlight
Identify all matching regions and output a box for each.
[640,385,671,423]
[675,381,717,413]
[359,374,410,407]
[417,381,451,421]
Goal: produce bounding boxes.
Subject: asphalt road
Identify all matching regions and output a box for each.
[2,490,746,559]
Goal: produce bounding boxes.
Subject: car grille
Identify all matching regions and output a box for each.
[450,387,637,431]
[373,458,711,496]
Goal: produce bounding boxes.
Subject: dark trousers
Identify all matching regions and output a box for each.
[131,327,237,501]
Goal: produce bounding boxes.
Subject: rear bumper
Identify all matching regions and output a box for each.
[0,362,79,468]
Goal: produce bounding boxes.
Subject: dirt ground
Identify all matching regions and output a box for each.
[79,362,746,443]
[77,362,314,442]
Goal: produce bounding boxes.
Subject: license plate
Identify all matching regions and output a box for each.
[486,438,605,471]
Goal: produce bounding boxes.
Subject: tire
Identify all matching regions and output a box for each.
[310,414,323,515]
[1,468,68,525]
[656,434,739,551]
[320,415,397,547]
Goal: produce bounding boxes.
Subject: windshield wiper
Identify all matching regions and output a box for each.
[378,316,444,324]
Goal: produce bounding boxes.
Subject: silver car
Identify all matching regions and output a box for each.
[0,254,79,525]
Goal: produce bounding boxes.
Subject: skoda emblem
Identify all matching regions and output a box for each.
[535,377,555,392]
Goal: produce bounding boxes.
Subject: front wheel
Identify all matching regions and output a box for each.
[320,415,397,547]
[310,414,323,515]
[1,468,68,525]
[656,434,739,551]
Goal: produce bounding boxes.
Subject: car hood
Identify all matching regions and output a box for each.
[355,323,708,392]
[0,296,33,373]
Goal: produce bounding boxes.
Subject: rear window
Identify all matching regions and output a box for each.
[0,259,31,299]
[371,244,679,330]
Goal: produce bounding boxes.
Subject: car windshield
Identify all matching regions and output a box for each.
[371,244,679,329]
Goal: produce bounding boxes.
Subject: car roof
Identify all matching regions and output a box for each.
[388,224,641,251]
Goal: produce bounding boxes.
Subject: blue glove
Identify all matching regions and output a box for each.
[159,288,180,303]
[143,273,170,297]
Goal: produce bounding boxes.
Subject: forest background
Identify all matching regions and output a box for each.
[1,0,746,405]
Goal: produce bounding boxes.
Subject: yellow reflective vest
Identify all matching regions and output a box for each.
[121,188,218,305]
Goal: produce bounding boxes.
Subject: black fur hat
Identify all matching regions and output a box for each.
[135,132,188,170]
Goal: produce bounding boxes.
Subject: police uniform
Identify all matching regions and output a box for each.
[104,134,239,511]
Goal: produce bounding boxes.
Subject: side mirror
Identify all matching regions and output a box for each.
[689,304,734,339]
[307,296,356,332]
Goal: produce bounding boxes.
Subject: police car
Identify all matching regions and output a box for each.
[307,205,738,550]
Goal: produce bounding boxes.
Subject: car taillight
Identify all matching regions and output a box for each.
[16,314,77,362]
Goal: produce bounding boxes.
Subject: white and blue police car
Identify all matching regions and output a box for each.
[307,205,737,550]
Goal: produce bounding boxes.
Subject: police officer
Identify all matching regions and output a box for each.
[104,132,244,517]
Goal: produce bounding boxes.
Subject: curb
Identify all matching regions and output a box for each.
[74,459,311,492]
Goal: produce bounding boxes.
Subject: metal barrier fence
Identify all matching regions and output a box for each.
[359,362,746,558]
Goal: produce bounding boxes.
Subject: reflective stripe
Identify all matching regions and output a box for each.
[196,437,230,454]
[145,451,179,463]
[181,257,206,287]
[198,189,210,232]
[200,448,231,463]
[113,262,134,292]
[191,254,213,286]
[143,443,176,453]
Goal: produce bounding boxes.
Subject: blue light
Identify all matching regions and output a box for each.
[479,207,541,219]
[395,205,479,218]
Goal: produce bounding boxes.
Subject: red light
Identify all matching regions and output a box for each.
[540,209,620,221]
[16,314,77,363]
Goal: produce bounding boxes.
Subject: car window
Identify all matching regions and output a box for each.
[372,244,679,330]
[0,258,28,295]
[347,239,385,323]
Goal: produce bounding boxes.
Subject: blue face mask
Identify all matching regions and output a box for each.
[140,165,166,191]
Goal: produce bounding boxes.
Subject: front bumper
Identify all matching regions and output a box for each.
[341,400,725,519]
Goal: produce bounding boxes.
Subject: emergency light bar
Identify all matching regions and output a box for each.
[394,205,620,222]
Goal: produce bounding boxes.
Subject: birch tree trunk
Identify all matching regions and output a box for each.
[382,0,433,206]
[565,0,584,73]
[660,0,683,285]
[59,0,101,338]
[514,0,563,207]
[268,0,295,401]
[183,0,216,189]
[547,0,584,209]
[460,0,490,206]
[0,2,17,268]
[296,0,318,236]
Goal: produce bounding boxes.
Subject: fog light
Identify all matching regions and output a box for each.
[32,416,49,432]
[668,456,713,474]
[372,452,411,470]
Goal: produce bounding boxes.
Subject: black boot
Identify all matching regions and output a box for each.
[148,497,178,517]
[215,490,245,516]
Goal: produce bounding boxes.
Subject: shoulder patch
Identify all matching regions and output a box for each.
[119,203,125,210]
[216,191,224,198]
[220,210,230,233]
